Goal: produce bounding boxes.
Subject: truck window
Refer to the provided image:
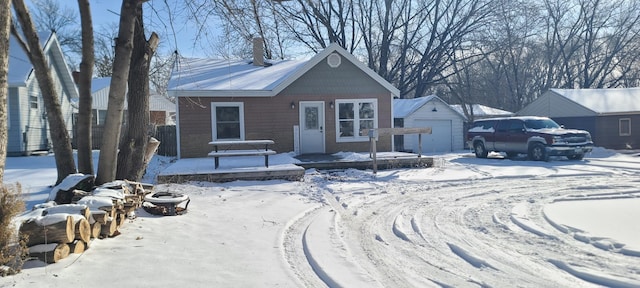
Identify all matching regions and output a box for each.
[508,120,525,132]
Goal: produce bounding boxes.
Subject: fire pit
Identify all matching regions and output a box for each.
[143,192,190,216]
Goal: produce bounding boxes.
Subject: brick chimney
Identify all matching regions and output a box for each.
[252,38,264,66]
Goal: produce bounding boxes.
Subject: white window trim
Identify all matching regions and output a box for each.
[211,102,245,141]
[335,98,378,142]
[619,118,631,136]
[29,95,39,109]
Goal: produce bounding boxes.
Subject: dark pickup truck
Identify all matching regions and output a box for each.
[467,116,594,161]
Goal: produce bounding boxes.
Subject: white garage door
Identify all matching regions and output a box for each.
[409,119,452,153]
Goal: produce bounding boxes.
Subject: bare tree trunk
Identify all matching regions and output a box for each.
[76,0,94,175]
[95,0,139,185]
[0,0,11,183]
[11,0,76,184]
[116,4,159,181]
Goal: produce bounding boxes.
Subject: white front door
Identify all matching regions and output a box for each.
[299,101,325,154]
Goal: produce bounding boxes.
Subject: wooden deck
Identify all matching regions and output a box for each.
[156,152,433,183]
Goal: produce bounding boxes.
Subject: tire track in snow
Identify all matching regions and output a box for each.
[287,165,640,287]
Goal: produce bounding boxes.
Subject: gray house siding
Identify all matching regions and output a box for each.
[595,115,640,150]
[552,116,596,134]
[279,55,390,97]
[7,87,24,155]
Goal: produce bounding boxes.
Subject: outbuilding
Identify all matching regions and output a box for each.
[393,96,466,153]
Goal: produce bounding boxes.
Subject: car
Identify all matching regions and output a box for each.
[467,116,594,161]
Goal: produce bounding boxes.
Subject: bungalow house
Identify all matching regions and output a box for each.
[88,77,176,126]
[167,41,399,158]
[7,32,78,156]
[393,96,466,153]
[517,88,640,150]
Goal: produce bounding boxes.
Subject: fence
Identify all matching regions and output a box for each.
[73,125,177,157]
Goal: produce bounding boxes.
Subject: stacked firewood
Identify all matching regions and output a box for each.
[18,176,153,264]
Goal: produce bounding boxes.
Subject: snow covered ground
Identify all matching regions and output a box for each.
[1,148,639,287]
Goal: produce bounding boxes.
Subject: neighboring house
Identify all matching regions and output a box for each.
[89,77,176,126]
[393,96,466,153]
[167,42,398,158]
[450,104,513,119]
[7,32,78,156]
[517,88,640,150]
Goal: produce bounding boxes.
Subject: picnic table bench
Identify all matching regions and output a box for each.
[208,140,276,169]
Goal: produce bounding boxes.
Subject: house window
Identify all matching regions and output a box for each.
[30,96,38,109]
[211,102,244,140]
[619,118,631,136]
[336,99,377,142]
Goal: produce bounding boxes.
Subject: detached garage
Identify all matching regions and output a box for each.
[393,96,466,153]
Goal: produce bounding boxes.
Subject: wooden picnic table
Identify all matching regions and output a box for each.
[208,140,276,169]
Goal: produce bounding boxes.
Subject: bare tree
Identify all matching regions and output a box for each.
[76,0,94,175]
[95,0,140,185]
[116,3,159,181]
[30,0,82,68]
[94,24,119,78]
[275,0,359,53]
[0,0,11,182]
[11,0,77,184]
[184,0,292,60]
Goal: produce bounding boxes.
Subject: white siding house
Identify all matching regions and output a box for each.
[91,77,176,125]
[394,96,466,153]
[8,32,78,155]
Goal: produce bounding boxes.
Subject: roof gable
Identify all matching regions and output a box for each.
[9,32,78,100]
[167,43,399,98]
[394,95,465,119]
[550,88,640,114]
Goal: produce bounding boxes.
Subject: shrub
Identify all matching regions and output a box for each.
[0,183,27,276]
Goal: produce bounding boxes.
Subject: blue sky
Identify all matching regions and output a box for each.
[67,0,216,57]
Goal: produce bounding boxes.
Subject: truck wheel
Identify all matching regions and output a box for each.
[528,143,548,161]
[474,142,488,158]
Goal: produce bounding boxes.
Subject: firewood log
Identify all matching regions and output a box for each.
[70,189,92,203]
[90,222,102,239]
[74,217,91,243]
[100,218,118,238]
[28,243,70,263]
[90,210,109,224]
[69,240,86,254]
[42,203,91,220]
[20,215,75,246]
[116,212,128,227]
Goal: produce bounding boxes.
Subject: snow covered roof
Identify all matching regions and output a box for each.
[393,96,438,118]
[167,43,400,98]
[90,77,174,112]
[167,58,307,95]
[551,88,640,114]
[450,104,513,117]
[8,32,52,86]
[91,77,112,93]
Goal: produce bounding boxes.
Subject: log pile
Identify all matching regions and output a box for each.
[18,176,153,264]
